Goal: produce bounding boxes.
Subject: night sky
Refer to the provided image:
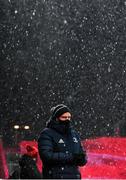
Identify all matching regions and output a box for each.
[0,0,126,146]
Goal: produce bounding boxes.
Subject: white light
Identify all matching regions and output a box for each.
[14,125,20,129]
[24,125,30,130]
[63,20,67,24]
[15,10,18,14]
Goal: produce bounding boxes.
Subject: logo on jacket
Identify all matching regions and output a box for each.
[58,139,64,143]
[73,137,78,143]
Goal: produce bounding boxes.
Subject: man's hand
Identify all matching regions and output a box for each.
[73,152,87,166]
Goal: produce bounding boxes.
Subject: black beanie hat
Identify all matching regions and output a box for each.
[51,104,71,119]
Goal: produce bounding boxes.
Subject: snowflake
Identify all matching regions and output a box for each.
[15,10,18,14]
[63,20,67,24]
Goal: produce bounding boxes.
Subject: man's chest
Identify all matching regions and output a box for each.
[51,133,79,152]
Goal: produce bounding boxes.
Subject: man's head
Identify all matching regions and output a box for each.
[26,145,38,158]
[51,104,72,121]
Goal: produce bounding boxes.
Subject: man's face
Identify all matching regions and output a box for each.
[58,112,71,121]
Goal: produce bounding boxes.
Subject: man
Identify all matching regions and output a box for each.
[9,145,41,179]
[19,145,42,179]
[38,104,87,179]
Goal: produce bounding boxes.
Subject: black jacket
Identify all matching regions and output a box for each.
[38,119,87,179]
[19,154,42,179]
[8,169,20,179]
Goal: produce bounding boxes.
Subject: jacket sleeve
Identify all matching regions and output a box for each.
[73,132,87,166]
[77,143,87,166]
[38,130,73,165]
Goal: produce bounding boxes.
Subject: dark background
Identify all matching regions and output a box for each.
[0,0,126,146]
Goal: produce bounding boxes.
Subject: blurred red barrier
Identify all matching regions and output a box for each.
[80,137,126,179]
[0,138,9,178]
[19,137,126,179]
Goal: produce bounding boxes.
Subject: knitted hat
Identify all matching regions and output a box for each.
[51,104,71,119]
[26,145,38,158]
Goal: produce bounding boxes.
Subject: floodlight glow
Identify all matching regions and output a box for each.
[24,125,30,130]
[14,125,20,129]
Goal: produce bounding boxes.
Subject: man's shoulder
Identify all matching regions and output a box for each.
[41,127,53,133]
[39,127,56,138]
[71,128,80,137]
